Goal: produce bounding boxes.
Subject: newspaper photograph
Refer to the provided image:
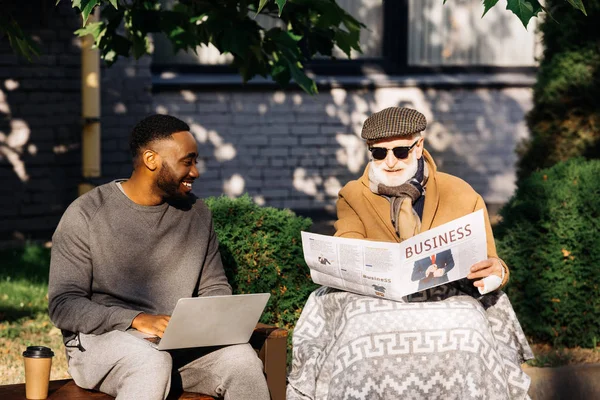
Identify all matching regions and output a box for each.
[301,209,487,301]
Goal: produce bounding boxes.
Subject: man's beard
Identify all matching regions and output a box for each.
[370,151,419,187]
[156,162,188,201]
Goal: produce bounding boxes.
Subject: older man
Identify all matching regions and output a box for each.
[288,108,533,400]
[49,114,269,400]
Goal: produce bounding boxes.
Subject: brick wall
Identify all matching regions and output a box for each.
[0,4,82,240]
[0,3,152,240]
[152,86,532,212]
[0,4,532,240]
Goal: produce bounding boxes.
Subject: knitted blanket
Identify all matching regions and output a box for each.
[287,286,533,400]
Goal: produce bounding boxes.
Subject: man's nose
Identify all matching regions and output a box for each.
[385,150,397,168]
[190,163,200,178]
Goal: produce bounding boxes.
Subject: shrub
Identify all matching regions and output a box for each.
[205,194,318,337]
[495,158,600,347]
[518,0,600,179]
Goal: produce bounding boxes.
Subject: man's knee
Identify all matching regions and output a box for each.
[110,349,173,399]
[125,347,173,375]
[220,344,264,378]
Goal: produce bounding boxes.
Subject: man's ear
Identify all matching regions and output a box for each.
[415,136,425,159]
[142,149,160,171]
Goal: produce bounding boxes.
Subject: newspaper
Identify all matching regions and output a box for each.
[301,209,487,301]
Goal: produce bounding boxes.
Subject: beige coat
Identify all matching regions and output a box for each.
[334,150,509,286]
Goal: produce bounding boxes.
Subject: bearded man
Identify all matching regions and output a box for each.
[48,114,269,400]
[287,107,533,400]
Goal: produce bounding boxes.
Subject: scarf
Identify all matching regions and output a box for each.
[368,157,428,241]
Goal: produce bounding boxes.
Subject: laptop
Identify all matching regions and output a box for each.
[128,293,270,350]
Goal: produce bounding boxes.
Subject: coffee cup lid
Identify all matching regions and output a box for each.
[23,346,54,358]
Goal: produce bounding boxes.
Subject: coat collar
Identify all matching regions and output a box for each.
[359,149,440,240]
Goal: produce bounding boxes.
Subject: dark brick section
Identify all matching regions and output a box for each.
[0,3,82,240]
[0,3,152,241]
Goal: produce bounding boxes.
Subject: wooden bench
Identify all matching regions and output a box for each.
[0,324,287,400]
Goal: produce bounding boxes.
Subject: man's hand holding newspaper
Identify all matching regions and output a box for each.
[301,210,495,301]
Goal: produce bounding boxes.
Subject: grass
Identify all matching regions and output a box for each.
[0,244,69,385]
[526,343,600,368]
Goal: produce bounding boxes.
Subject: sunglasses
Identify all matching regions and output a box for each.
[369,140,420,161]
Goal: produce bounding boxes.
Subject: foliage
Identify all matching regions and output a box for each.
[1,1,589,94]
[0,13,40,61]
[445,0,587,27]
[206,194,317,338]
[1,0,363,94]
[495,158,600,348]
[518,0,600,179]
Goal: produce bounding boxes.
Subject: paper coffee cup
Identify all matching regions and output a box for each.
[23,346,54,399]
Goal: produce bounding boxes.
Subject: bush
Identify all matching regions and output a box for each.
[518,0,600,179]
[495,158,600,347]
[205,194,318,336]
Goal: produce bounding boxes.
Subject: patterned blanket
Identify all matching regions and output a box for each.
[287,285,533,400]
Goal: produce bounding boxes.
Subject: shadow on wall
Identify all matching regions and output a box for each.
[0,2,156,242]
[0,2,83,241]
[150,84,531,218]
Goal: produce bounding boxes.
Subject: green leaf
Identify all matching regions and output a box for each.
[275,0,286,16]
[482,0,500,17]
[505,0,543,28]
[74,21,103,38]
[111,34,131,57]
[109,0,118,9]
[131,35,149,59]
[0,17,41,60]
[565,0,587,16]
[267,29,316,94]
[72,0,100,25]
[288,62,317,94]
[334,29,358,58]
[257,0,269,15]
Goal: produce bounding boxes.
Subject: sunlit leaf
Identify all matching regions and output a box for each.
[74,21,103,38]
[73,0,100,25]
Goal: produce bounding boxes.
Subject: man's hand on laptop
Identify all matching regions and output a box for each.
[131,313,171,338]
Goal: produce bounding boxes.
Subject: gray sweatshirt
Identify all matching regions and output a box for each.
[48,181,232,343]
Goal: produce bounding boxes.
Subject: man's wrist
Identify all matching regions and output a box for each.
[129,312,145,330]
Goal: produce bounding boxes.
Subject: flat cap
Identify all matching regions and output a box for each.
[361,107,427,140]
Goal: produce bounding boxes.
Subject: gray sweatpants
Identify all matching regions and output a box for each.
[65,330,270,400]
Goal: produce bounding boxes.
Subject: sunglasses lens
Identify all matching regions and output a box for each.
[370,148,387,160]
[392,148,410,159]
